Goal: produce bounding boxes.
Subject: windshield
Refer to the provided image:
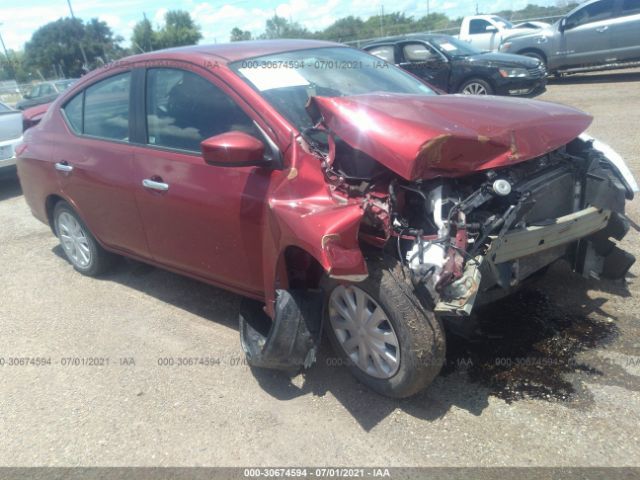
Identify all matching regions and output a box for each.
[429,35,480,57]
[230,47,435,131]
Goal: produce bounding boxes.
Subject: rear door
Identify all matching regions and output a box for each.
[609,0,640,61]
[55,71,149,257]
[560,0,615,67]
[131,65,275,296]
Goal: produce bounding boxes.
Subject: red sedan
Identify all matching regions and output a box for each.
[17,40,637,397]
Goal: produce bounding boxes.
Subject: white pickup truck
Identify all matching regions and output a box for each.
[458,15,549,52]
[0,102,23,173]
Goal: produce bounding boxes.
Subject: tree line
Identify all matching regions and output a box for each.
[0,2,577,82]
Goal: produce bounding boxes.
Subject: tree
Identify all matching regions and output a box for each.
[415,13,452,32]
[261,15,311,39]
[24,17,122,78]
[155,10,203,48]
[230,27,252,42]
[131,15,155,53]
[317,16,364,42]
[130,10,202,52]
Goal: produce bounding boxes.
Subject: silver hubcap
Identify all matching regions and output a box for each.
[328,285,400,379]
[58,212,92,268]
[462,82,487,95]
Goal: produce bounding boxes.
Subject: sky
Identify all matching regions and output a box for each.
[0,0,562,51]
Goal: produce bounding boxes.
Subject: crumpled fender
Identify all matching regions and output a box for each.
[307,93,593,181]
[260,137,367,317]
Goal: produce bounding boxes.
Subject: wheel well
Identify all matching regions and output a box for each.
[282,246,325,290]
[45,194,64,233]
[518,48,547,64]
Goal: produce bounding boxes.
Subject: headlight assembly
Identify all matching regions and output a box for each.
[499,67,529,78]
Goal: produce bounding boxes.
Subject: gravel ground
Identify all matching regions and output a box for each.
[1,69,639,467]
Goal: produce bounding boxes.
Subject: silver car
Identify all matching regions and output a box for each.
[0,102,23,173]
[500,0,640,74]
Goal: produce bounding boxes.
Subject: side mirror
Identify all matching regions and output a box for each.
[201,131,266,167]
[23,93,31,99]
[485,25,498,33]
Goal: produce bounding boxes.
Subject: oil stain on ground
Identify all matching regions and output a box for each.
[442,288,619,403]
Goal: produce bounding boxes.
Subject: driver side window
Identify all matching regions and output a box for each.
[145,68,260,152]
[469,19,492,34]
[402,43,438,62]
[566,0,614,28]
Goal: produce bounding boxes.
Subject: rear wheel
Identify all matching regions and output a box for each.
[322,259,445,398]
[53,201,116,276]
[459,78,493,95]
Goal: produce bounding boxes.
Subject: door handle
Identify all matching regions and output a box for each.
[142,178,169,192]
[55,161,73,173]
[596,25,608,32]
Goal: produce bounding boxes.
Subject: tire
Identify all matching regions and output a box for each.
[53,201,116,276]
[322,259,446,398]
[458,78,494,95]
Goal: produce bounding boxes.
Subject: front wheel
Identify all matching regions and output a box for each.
[322,259,446,398]
[459,78,493,95]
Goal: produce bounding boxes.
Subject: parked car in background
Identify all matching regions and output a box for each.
[15,79,76,110]
[0,102,23,174]
[364,34,547,96]
[458,15,549,52]
[17,40,637,398]
[499,0,640,74]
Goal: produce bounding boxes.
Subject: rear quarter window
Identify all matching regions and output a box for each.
[62,93,83,133]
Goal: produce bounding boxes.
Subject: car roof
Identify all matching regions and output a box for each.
[363,33,453,47]
[118,39,345,65]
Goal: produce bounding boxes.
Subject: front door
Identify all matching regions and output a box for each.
[132,66,275,296]
[560,0,615,67]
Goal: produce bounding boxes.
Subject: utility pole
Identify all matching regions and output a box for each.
[379,4,384,37]
[427,0,430,16]
[66,0,89,73]
[0,23,16,80]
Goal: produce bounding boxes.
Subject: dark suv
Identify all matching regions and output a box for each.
[364,34,546,96]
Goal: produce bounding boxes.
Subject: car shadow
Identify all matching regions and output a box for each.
[0,170,22,201]
[51,246,638,431]
[548,69,640,85]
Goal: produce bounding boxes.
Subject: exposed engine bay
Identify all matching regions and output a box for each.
[306,128,637,317]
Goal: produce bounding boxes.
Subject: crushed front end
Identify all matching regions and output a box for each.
[390,136,636,316]
[311,129,636,319]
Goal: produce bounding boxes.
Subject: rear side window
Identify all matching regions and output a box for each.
[63,93,83,133]
[367,45,395,63]
[621,0,640,15]
[83,72,131,141]
[145,68,259,152]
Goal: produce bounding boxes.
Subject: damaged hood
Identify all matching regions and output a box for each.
[307,93,592,181]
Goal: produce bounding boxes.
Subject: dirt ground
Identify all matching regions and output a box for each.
[1,68,639,467]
